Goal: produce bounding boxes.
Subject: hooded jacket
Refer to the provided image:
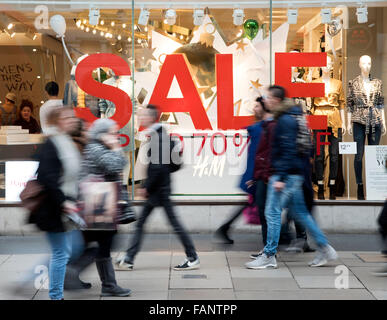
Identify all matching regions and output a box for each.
[271,99,306,182]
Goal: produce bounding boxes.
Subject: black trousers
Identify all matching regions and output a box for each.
[255,179,268,246]
[82,230,116,259]
[127,196,197,261]
[313,127,342,182]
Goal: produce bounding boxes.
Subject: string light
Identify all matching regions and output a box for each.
[83,19,87,24]
[117,35,121,40]
[7,23,14,30]
[80,25,85,30]
[128,37,132,42]
[122,23,126,28]
[180,35,184,40]
[137,38,141,44]
[111,21,115,26]
[10,32,16,38]
[85,27,90,32]
[100,20,104,25]
[76,20,82,27]
[92,29,96,34]
[100,31,104,36]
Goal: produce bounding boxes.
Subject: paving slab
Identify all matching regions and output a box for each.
[370,290,387,300]
[169,289,235,300]
[235,289,374,300]
[0,255,11,265]
[232,278,300,291]
[287,265,356,277]
[294,276,365,289]
[101,291,168,300]
[349,267,387,290]
[170,274,233,289]
[230,266,293,278]
[356,253,387,263]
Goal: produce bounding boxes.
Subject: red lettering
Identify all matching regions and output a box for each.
[74,53,132,129]
[316,131,331,156]
[149,54,212,130]
[216,54,254,130]
[275,52,326,98]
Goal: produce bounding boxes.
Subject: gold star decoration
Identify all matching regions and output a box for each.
[234,99,242,116]
[250,78,263,89]
[140,47,157,64]
[236,40,248,52]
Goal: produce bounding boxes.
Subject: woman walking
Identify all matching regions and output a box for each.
[28,106,83,300]
[79,118,131,297]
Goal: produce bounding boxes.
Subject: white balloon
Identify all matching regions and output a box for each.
[49,15,66,37]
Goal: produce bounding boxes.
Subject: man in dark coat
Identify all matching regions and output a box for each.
[116,105,200,271]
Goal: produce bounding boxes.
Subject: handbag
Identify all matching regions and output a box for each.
[19,179,46,214]
[243,194,261,225]
[116,185,136,225]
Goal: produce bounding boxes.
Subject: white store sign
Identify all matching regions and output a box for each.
[365,146,387,200]
[5,161,39,201]
[339,142,357,155]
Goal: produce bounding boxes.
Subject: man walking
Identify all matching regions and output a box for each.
[246,85,338,269]
[116,104,200,271]
[40,81,63,133]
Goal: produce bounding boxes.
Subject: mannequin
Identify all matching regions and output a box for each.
[311,55,346,200]
[347,55,386,200]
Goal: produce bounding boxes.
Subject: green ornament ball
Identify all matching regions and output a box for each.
[243,19,259,40]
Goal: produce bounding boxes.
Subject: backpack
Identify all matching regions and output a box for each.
[169,136,183,173]
[292,113,312,157]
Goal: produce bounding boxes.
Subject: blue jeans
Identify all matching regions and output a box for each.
[263,175,328,257]
[46,230,84,300]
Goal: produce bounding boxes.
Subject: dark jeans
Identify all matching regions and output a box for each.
[313,127,342,181]
[353,122,382,184]
[83,230,116,259]
[255,179,268,246]
[127,197,197,261]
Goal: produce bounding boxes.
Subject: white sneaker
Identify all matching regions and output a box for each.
[173,258,200,271]
[309,245,338,267]
[245,253,278,269]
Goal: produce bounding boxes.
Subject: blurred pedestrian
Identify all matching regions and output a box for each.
[40,81,63,134]
[13,99,41,133]
[28,106,84,300]
[248,96,275,259]
[78,118,131,297]
[214,97,264,244]
[116,104,200,271]
[0,92,18,126]
[245,85,338,269]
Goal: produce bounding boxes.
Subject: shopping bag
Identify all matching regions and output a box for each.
[243,194,261,225]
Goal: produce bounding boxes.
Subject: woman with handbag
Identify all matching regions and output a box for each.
[78,118,131,297]
[28,106,84,300]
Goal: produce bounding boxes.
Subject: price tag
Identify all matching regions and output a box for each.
[339,142,357,155]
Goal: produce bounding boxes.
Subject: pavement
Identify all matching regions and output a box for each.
[0,233,387,300]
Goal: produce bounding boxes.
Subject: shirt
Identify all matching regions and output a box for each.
[311,77,345,137]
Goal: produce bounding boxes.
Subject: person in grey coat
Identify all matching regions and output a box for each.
[70,118,131,297]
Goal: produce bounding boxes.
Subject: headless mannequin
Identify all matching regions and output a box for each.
[347,55,386,199]
[347,55,386,135]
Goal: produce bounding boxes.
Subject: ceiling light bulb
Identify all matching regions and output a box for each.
[7,23,14,30]
[117,35,121,40]
[122,23,126,28]
[83,19,87,24]
[85,27,90,32]
[128,37,132,42]
[33,48,37,52]
[137,38,142,44]
[180,35,184,40]
[100,31,104,36]
[92,29,96,34]
[111,21,115,26]
[100,20,104,25]
[10,32,16,38]
[80,25,85,30]
[76,20,82,27]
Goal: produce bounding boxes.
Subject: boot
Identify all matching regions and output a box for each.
[214,225,234,244]
[357,184,365,200]
[317,184,325,200]
[96,257,131,297]
[64,247,98,290]
[329,183,336,200]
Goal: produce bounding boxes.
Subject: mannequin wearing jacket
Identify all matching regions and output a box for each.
[347,55,386,200]
[311,55,346,200]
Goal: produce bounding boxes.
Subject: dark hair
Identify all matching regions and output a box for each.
[146,104,160,121]
[45,81,59,96]
[255,96,270,113]
[268,85,286,101]
[19,99,33,112]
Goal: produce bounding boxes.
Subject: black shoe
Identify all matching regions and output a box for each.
[329,184,336,200]
[96,258,131,297]
[64,267,92,290]
[214,225,234,244]
[357,184,365,200]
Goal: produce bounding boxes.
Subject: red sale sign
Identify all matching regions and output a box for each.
[74,52,328,132]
